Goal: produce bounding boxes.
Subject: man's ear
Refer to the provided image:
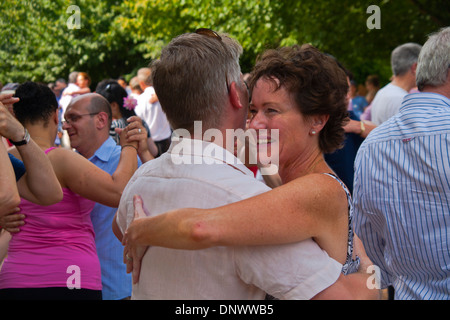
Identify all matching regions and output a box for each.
[411,62,418,75]
[53,110,59,125]
[229,81,245,110]
[96,111,109,130]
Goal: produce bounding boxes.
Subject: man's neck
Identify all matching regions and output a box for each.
[391,74,415,92]
[421,84,450,100]
[78,136,108,159]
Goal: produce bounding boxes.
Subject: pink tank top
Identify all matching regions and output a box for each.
[0,148,102,290]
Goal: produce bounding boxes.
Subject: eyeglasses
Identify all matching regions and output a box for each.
[195,28,229,93]
[62,112,99,126]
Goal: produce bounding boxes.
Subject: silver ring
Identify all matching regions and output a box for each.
[126,254,133,261]
[138,128,142,133]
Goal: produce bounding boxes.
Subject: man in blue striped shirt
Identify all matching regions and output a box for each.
[353,27,450,300]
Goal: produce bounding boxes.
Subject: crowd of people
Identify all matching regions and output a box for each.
[0,25,448,300]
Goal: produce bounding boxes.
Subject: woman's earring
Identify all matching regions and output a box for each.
[310,130,316,135]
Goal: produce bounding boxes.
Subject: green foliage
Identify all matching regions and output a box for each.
[0,0,147,87]
[0,0,447,87]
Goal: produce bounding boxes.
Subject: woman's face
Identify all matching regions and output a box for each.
[248,77,312,169]
[76,75,89,88]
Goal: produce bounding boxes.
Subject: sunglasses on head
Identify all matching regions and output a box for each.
[195,28,222,41]
[195,28,232,93]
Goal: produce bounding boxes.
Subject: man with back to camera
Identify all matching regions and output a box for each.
[370,42,422,125]
[353,27,450,300]
[135,67,172,157]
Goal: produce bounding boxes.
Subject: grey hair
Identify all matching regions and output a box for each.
[137,67,153,86]
[416,27,450,91]
[152,31,243,132]
[391,42,422,76]
[68,71,79,84]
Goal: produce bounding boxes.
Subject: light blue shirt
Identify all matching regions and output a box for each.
[353,92,450,300]
[89,137,142,300]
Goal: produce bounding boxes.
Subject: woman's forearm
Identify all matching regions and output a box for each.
[128,208,216,250]
[111,146,138,188]
[0,142,20,214]
[127,176,328,250]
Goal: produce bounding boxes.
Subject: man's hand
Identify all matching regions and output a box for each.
[0,209,25,233]
[122,195,149,284]
[116,116,154,162]
[0,93,20,112]
[126,116,150,155]
[0,101,25,142]
[353,233,373,273]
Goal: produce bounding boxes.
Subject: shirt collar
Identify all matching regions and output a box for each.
[168,137,254,177]
[88,136,118,162]
[401,92,450,112]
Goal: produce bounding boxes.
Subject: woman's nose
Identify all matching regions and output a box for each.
[249,112,267,130]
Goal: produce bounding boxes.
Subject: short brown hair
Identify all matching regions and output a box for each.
[248,44,349,153]
[151,31,242,132]
[78,72,91,86]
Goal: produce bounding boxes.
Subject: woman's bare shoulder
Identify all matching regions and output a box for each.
[288,173,349,219]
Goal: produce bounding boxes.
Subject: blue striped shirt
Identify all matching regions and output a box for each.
[353,92,450,300]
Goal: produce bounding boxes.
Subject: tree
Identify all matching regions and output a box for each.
[0,0,447,87]
[0,0,146,86]
[114,0,448,84]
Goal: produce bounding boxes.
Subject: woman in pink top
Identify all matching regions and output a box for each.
[0,82,140,300]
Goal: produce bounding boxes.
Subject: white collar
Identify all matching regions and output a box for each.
[168,137,253,177]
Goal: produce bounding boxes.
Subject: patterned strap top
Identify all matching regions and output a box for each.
[322,173,360,275]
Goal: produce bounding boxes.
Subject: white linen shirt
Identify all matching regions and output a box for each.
[135,86,171,141]
[117,138,342,300]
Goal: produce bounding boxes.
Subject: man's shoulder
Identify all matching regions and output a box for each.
[375,84,406,101]
[129,154,271,197]
[138,87,154,99]
[90,137,122,167]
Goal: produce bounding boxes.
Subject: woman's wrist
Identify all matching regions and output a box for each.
[122,144,138,152]
[360,121,366,135]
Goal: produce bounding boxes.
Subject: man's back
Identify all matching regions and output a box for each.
[353,92,450,299]
[370,83,408,125]
[117,139,342,299]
